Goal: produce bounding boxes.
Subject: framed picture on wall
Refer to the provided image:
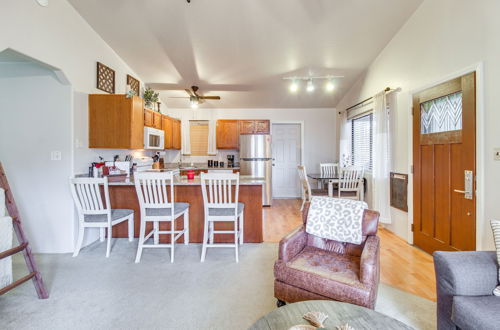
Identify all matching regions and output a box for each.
[96,62,115,94]
[126,74,140,96]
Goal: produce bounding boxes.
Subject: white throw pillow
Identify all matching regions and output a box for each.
[491,219,500,296]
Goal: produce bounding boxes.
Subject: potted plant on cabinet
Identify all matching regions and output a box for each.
[143,87,160,111]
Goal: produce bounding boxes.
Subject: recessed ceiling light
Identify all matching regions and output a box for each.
[306,79,315,93]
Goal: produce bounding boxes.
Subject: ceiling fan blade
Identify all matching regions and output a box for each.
[199,96,221,100]
[168,96,190,99]
[185,88,194,97]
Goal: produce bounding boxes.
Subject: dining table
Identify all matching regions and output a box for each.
[307,173,365,200]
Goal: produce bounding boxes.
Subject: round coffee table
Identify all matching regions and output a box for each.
[250,300,413,330]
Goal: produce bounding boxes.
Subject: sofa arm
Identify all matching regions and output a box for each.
[434,251,498,330]
[279,226,307,262]
[360,235,380,285]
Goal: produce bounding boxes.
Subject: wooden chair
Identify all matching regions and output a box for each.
[338,167,364,201]
[134,171,190,263]
[297,165,328,211]
[70,177,134,258]
[320,162,340,190]
[200,172,244,263]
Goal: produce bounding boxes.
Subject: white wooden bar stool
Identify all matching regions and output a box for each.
[70,177,134,258]
[134,171,189,263]
[200,172,244,263]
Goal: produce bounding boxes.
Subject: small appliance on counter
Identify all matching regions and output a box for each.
[227,155,235,168]
[104,161,131,177]
[134,157,154,172]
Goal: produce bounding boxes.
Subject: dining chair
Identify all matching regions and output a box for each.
[297,165,328,211]
[320,162,340,190]
[134,171,190,263]
[338,166,365,201]
[200,172,244,262]
[70,177,134,258]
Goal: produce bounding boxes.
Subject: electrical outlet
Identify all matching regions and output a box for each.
[51,151,62,161]
[495,148,500,161]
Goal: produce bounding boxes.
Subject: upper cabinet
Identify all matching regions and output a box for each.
[240,120,270,135]
[163,116,173,149]
[163,115,181,150]
[144,109,162,130]
[89,95,144,149]
[254,120,270,134]
[239,120,255,135]
[216,120,239,149]
[172,119,181,150]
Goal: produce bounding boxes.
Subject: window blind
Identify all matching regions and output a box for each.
[189,121,209,156]
[351,113,373,170]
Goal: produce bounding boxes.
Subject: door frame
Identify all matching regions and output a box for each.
[270,121,305,198]
[407,62,485,250]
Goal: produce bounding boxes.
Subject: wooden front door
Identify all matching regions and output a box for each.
[413,72,476,254]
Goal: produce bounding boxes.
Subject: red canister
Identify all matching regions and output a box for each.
[187,169,195,180]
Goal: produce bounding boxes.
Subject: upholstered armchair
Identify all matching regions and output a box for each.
[274,203,380,309]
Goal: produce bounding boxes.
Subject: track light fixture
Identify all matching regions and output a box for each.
[306,79,315,93]
[283,74,343,94]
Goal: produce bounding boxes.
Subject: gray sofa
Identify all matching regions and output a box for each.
[434,251,500,330]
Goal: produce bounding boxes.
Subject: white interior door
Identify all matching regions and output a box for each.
[272,123,301,198]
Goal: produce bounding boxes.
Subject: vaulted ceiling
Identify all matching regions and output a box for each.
[69,0,422,108]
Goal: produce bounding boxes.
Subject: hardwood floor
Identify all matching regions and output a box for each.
[263,199,437,301]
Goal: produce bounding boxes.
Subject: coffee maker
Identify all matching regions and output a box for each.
[227,154,235,168]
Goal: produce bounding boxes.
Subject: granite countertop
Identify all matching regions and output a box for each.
[77,173,264,186]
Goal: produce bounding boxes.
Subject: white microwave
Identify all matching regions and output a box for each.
[144,127,164,150]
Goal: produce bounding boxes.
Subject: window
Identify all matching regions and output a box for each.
[351,113,373,170]
[189,121,209,156]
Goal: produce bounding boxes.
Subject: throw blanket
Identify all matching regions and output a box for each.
[0,188,13,289]
[306,196,367,245]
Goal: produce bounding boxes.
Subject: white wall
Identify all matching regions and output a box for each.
[336,0,499,250]
[0,62,73,253]
[0,0,149,253]
[164,108,338,173]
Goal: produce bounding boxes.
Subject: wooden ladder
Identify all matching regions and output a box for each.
[0,162,48,298]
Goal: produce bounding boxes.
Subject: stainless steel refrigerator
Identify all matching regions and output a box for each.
[239,134,272,206]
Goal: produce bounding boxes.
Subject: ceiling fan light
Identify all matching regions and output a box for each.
[325,80,335,92]
[306,79,315,93]
[190,100,199,109]
[289,80,299,93]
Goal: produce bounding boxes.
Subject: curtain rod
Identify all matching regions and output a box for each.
[338,87,396,115]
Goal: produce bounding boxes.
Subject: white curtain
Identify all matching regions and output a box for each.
[207,120,217,155]
[339,111,352,167]
[181,118,191,155]
[372,91,391,224]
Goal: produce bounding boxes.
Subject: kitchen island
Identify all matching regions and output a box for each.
[103,174,264,243]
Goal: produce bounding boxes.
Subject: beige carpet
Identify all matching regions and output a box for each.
[0,240,436,329]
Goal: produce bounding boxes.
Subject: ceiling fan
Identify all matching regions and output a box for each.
[168,85,221,108]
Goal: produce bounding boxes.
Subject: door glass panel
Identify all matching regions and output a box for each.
[421,91,462,134]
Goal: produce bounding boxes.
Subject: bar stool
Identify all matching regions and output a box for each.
[200,172,244,263]
[134,171,189,263]
[70,177,134,258]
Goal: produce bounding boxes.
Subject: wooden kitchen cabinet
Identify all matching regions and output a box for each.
[144,109,162,129]
[163,116,173,149]
[172,119,181,150]
[254,120,270,134]
[239,120,270,135]
[239,120,255,135]
[89,94,144,149]
[216,120,240,149]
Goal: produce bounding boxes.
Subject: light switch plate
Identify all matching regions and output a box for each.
[495,148,500,161]
[51,151,62,161]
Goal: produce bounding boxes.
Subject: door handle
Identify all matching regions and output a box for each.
[454,170,473,200]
